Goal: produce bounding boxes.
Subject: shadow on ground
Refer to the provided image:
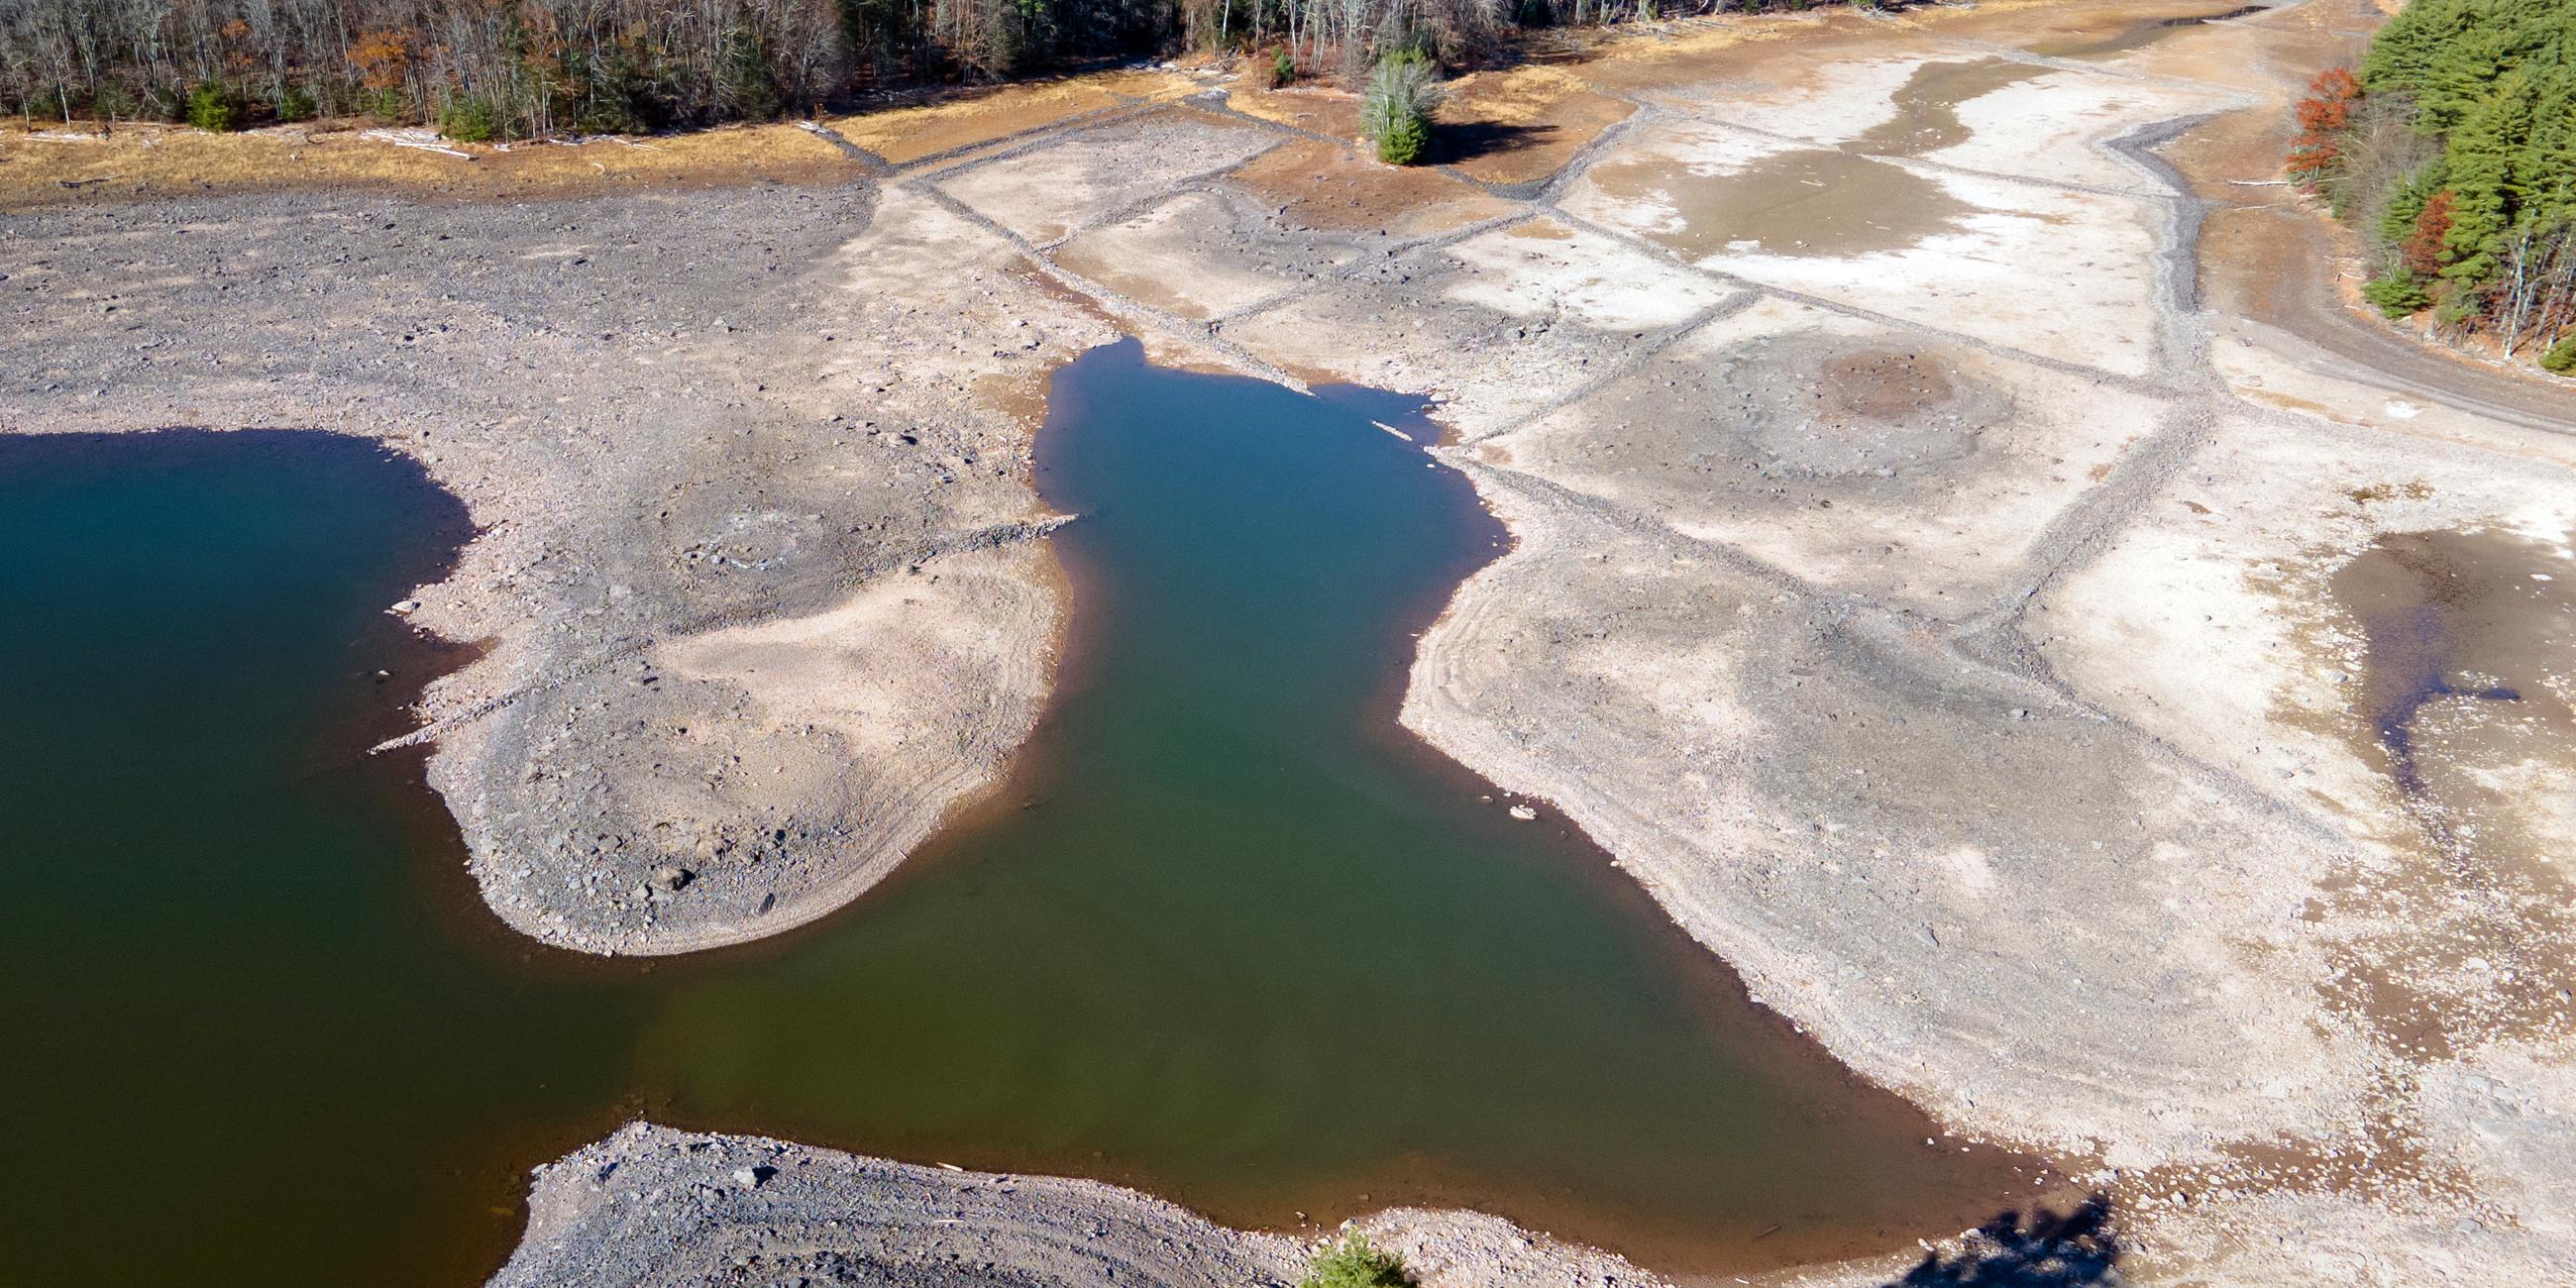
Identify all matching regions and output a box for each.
[1883,1197,2120,1287]
[1431,120,1558,165]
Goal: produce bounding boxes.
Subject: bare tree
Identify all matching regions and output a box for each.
[0,0,1805,137]
[2494,221,2576,359]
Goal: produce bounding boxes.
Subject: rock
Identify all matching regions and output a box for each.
[733,1165,775,1189]
[651,865,694,893]
[1508,804,1538,821]
[389,598,422,614]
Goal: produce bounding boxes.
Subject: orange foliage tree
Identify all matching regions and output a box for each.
[2402,189,2455,276]
[2286,66,2360,186]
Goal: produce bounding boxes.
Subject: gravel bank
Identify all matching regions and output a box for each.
[491,1124,1678,1288]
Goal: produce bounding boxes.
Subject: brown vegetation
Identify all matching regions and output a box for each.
[1,0,1899,143]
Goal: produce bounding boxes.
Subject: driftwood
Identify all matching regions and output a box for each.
[361,128,476,160]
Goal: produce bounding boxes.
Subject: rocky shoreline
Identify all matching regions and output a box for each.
[492,1124,1700,1288]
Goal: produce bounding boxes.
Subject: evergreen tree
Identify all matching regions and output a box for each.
[2317,0,2576,364]
[2525,71,2576,224]
[2379,159,2450,247]
[2442,69,2534,282]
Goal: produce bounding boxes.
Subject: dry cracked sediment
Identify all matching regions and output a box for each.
[4,0,2572,1283]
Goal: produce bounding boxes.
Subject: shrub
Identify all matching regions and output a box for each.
[90,82,141,122]
[2284,67,2360,186]
[1360,49,1440,165]
[23,86,70,122]
[355,86,407,123]
[2540,334,2576,375]
[2362,272,2430,317]
[1270,47,1297,88]
[718,26,785,119]
[437,95,499,142]
[274,84,317,123]
[186,80,240,132]
[1301,1233,1410,1288]
[569,50,661,134]
[2398,188,2452,276]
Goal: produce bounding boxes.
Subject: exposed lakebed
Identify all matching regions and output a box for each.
[4,345,2044,1286]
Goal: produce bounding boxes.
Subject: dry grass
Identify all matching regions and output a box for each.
[1229,136,1515,238]
[1551,11,1823,93]
[821,81,1126,164]
[820,68,1199,165]
[1438,64,1636,186]
[0,67,1204,206]
[0,118,856,207]
[1223,82,1364,141]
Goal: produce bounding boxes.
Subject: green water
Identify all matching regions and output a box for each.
[3,345,2037,1286]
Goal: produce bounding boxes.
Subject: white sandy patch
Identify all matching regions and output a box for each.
[1695,162,2168,376]
[1567,114,1791,193]
[2418,1037,2576,1244]
[1481,295,2161,614]
[2033,412,2576,834]
[2462,757,2576,874]
[2212,317,2576,473]
[1553,118,1798,247]
[1052,190,1350,320]
[1441,216,1734,332]
[660,544,1055,769]
[835,185,1019,290]
[935,118,1276,244]
[1640,54,1925,145]
[1935,845,1998,899]
[1922,68,2234,192]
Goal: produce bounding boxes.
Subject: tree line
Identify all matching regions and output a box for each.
[0,0,1863,141]
[2291,0,2576,373]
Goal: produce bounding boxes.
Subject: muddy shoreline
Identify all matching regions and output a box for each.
[8,0,2575,1283]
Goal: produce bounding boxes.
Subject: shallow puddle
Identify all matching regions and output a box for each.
[2328,528,2576,871]
[2029,2,2271,61]
[1587,146,1971,259]
[2,348,2050,1287]
[1584,55,2061,261]
[1849,58,2048,159]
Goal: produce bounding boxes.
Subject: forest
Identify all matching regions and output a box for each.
[2291,0,2576,372]
[0,0,1852,140]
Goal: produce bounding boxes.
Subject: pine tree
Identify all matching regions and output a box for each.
[2406,190,2457,275]
[1360,49,1440,165]
[2442,69,2535,282]
[2523,67,2576,225]
[2362,0,2480,100]
[2379,159,2451,246]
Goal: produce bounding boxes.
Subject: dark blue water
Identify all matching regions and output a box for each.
[2,347,2040,1287]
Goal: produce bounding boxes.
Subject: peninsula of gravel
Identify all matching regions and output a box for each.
[4,0,2572,1285]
